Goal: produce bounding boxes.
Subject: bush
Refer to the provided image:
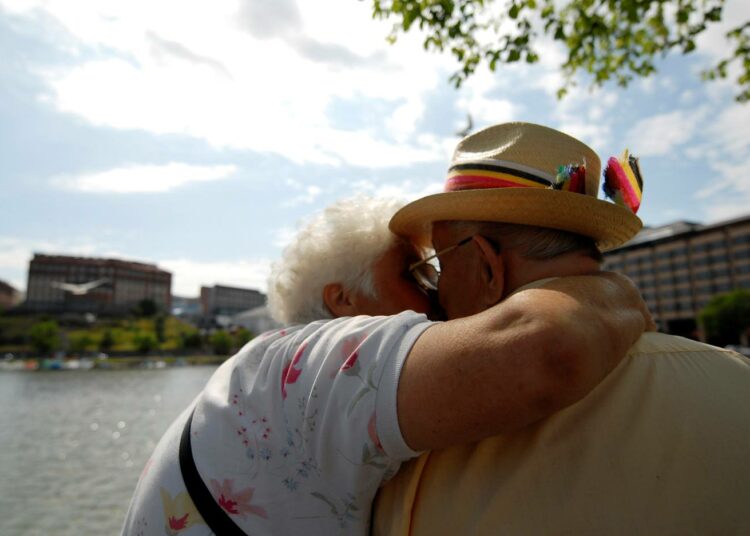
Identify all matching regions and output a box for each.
[69,333,94,354]
[180,330,203,350]
[234,328,253,348]
[29,321,60,356]
[210,330,232,355]
[154,314,166,343]
[699,289,750,346]
[134,332,158,354]
[134,298,158,318]
[99,329,115,352]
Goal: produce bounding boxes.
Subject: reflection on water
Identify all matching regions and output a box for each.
[0,367,217,536]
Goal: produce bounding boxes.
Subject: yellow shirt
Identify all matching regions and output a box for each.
[374,332,750,535]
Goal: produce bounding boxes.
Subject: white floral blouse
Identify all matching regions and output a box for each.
[121,311,432,535]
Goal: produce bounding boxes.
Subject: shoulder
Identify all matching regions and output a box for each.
[630,332,750,363]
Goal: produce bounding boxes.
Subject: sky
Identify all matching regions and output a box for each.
[1,0,749,297]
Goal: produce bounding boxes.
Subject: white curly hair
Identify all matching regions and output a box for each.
[267,196,407,325]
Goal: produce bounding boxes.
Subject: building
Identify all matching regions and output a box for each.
[23,253,172,314]
[200,284,266,317]
[0,280,22,311]
[603,214,750,338]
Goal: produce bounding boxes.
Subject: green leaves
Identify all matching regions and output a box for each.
[702,20,750,102]
[367,0,748,101]
[699,290,750,346]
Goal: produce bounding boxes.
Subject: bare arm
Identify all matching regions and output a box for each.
[397,272,652,451]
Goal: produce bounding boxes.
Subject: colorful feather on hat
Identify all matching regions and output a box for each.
[554,164,586,193]
[603,150,643,214]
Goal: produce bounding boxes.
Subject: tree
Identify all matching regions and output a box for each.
[99,329,115,352]
[179,329,204,351]
[210,330,233,356]
[370,0,750,101]
[698,289,750,346]
[29,320,60,356]
[134,298,158,318]
[69,333,94,354]
[234,327,254,349]
[134,332,158,354]
[154,314,167,343]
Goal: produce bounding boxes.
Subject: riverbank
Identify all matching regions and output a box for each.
[0,354,227,371]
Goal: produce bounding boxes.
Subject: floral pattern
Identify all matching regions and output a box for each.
[210,478,268,519]
[159,487,204,535]
[123,312,430,536]
[281,343,306,399]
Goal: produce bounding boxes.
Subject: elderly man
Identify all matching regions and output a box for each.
[374,122,750,535]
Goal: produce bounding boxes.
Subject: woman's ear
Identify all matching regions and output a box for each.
[323,283,357,318]
[473,235,505,306]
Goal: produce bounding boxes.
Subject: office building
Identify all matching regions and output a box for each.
[603,214,750,337]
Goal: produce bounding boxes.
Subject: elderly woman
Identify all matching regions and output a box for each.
[122,196,649,536]
[267,196,433,324]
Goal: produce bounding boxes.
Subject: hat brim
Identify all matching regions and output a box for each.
[389,188,642,252]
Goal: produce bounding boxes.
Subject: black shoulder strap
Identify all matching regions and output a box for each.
[179,407,248,536]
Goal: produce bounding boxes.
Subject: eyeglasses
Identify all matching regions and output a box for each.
[408,235,474,291]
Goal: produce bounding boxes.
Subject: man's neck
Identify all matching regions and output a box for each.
[503,252,602,298]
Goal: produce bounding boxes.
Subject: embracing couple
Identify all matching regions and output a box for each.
[122,123,750,535]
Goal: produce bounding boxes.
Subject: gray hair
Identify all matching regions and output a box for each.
[267,196,406,325]
[444,221,603,262]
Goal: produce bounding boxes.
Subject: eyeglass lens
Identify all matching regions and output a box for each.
[413,262,439,291]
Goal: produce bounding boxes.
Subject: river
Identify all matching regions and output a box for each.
[0,366,218,535]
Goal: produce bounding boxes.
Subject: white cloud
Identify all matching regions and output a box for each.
[685,99,750,220]
[387,97,426,143]
[272,226,297,249]
[160,258,272,296]
[701,198,750,223]
[624,109,707,156]
[550,87,619,155]
[351,178,443,202]
[6,0,453,168]
[53,162,237,193]
[282,185,323,207]
[695,0,750,62]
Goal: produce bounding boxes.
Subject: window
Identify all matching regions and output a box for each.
[712,267,731,279]
[716,282,732,292]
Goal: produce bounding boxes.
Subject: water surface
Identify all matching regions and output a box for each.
[0,367,217,535]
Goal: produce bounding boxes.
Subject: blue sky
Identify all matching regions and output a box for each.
[1,0,749,296]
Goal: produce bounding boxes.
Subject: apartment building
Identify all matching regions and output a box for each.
[603,214,750,337]
[23,253,172,314]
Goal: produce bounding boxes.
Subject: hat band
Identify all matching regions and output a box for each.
[446,162,552,192]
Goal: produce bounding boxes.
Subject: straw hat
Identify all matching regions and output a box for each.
[389,122,642,251]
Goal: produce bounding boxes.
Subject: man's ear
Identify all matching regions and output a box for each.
[473,235,505,306]
[323,283,357,318]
